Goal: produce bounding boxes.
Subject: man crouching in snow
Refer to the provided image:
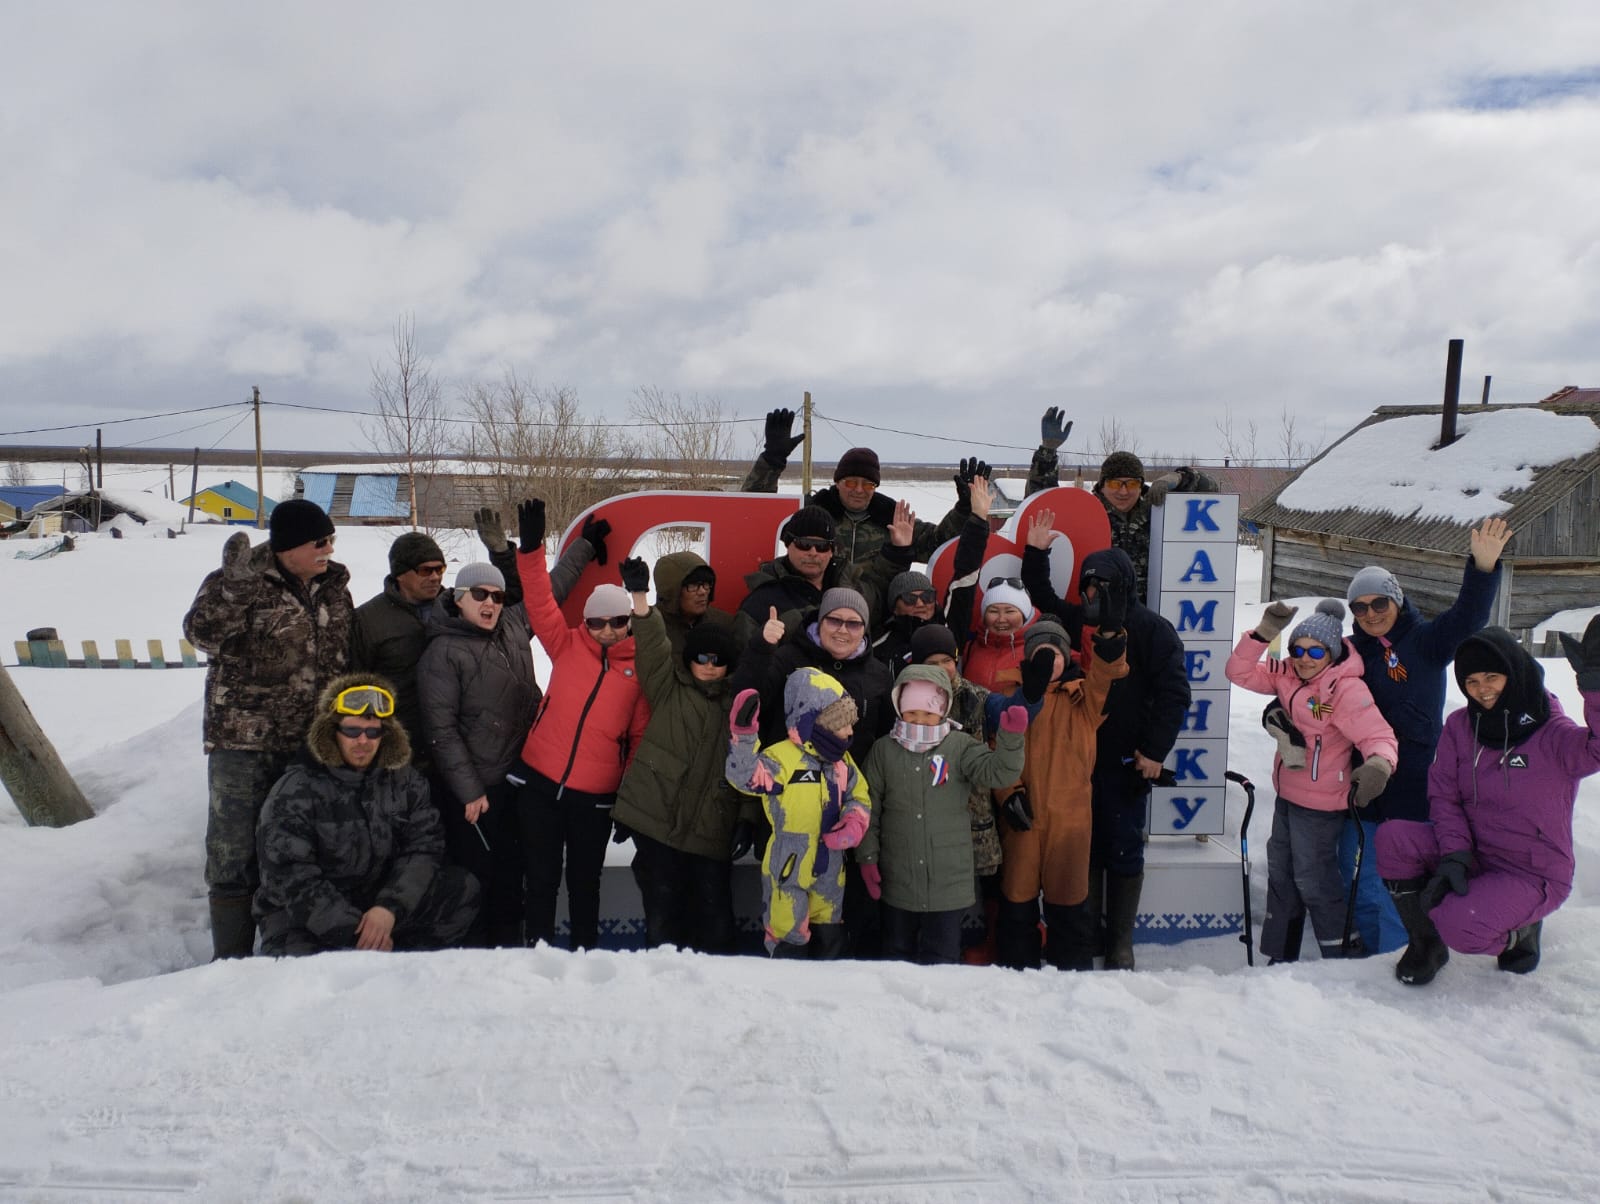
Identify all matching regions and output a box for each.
[253,674,480,956]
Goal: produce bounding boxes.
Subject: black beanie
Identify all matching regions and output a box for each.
[269,499,335,552]
[390,531,445,576]
[782,505,837,544]
[909,623,959,664]
[1453,636,1510,683]
[834,447,881,485]
[683,623,741,673]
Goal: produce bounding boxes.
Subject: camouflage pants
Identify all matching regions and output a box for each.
[259,866,482,956]
[206,748,291,900]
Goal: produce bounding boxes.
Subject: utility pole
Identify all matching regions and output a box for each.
[168,463,175,500]
[800,392,813,499]
[0,662,95,827]
[188,448,200,523]
[95,428,103,488]
[252,386,266,530]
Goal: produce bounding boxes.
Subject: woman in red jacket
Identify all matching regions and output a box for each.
[510,500,650,950]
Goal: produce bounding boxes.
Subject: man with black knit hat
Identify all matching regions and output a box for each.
[737,504,863,641]
[184,498,353,959]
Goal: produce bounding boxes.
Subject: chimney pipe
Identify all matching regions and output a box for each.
[1439,338,1464,447]
[1481,374,1492,406]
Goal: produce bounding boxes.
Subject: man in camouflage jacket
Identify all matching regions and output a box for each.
[254,672,479,955]
[182,500,353,959]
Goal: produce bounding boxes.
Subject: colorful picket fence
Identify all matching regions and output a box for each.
[13,638,204,669]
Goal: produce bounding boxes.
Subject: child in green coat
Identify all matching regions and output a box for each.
[859,664,1029,964]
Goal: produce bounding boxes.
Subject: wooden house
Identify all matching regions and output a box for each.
[181,480,275,524]
[1245,387,1600,643]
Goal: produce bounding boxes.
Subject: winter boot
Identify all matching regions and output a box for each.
[1102,871,1144,970]
[995,899,1042,970]
[209,895,257,960]
[1498,921,1542,975]
[808,923,849,961]
[1386,879,1449,986]
[1042,901,1096,972]
[961,898,1001,966]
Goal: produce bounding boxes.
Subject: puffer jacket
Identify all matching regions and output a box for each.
[859,665,1025,912]
[1226,634,1399,812]
[184,539,352,754]
[516,546,650,796]
[254,672,442,945]
[1347,558,1501,823]
[612,606,746,860]
[417,600,540,812]
[1429,628,1600,898]
[961,614,1039,695]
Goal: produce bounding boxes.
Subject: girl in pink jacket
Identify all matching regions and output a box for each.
[1227,600,1398,961]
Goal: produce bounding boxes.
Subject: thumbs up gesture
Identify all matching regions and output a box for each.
[763,606,786,646]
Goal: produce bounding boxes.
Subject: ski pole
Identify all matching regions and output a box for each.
[1225,770,1256,966]
[1341,786,1364,956]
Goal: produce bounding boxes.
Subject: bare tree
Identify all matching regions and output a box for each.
[458,372,638,541]
[1214,407,1260,467]
[4,460,28,487]
[1278,406,1326,468]
[628,387,739,489]
[1092,416,1142,459]
[363,314,453,530]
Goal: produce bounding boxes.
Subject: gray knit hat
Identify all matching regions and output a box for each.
[1024,620,1072,659]
[453,562,505,592]
[888,570,935,604]
[584,583,633,620]
[1290,600,1347,658]
[818,587,871,625]
[1346,565,1404,606]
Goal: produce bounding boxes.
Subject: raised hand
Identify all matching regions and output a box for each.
[969,475,993,521]
[954,457,992,510]
[888,498,917,548]
[1025,508,1057,550]
[998,705,1029,734]
[580,515,612,565]
[1255,601,1298,642]
[619,556,651,593]
[1469,517,1513,573]
[220,531,255,581]
[1558,613,1600,691]
[516,499,546,551]
[473,507,508,554]
[731,688,761,734]
[1040,406,1072,451]
[763,408,805,462]
[762,605,786,646]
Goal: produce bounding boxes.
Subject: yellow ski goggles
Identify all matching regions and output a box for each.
[332,684,396,718]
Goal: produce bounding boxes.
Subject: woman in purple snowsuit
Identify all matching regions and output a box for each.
[1376,620,1600,984]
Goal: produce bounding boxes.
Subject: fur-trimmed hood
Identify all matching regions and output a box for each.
[306,671,412,770]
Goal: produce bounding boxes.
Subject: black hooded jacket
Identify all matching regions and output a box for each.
[1453,626,1551,748]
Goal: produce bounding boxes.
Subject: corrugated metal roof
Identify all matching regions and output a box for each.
[1243,390,1600,552]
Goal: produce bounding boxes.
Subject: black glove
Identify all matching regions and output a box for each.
[729,819,755,861]
[1001,789,1034,832]
[1091,630,1127,663]
[1020,646,1055,704]
[953,457,992,510]
[516,499,546,551]
[580,515,611,565]
[762,408,805,465]
[611,821,634,845]
[1420,850,1475,912]
[619,556,650,593]
[473,507,508,554]
[1559,614,1600,692]
[1080,575,1128,630]
[1040,407,1072,451]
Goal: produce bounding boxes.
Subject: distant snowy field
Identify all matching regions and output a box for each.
[2,489,1599,1200]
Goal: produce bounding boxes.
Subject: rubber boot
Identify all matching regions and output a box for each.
[209,895,257,960]
[1084,863,1106,959]
[1041,901,1096,971]
[1498,921,1542,975]
[961,898,1001,966]
[994,899,1042,970]
[808,923,849,961]
[1385,879,1449,986]
[1102,871,1143,970]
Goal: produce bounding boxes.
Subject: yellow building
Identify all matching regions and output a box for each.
[181,481,276,525]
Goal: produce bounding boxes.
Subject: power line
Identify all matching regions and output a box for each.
[0,402,245,438]
[261,398,768,430]
[812,410,1036,455]
[206,409,255,451]
[119,407,254,449]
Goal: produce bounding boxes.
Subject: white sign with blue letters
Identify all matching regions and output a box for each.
[1145,493,1239,837]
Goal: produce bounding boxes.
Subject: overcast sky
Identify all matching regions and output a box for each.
[4,3,1599,468]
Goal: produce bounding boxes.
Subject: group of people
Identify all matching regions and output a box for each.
[182,405,1600,982]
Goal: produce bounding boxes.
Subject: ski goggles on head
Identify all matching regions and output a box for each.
[1349,597,1393,618]
[332,684,396,717]
[1288,645,1330,661]
[985,576,1024,591]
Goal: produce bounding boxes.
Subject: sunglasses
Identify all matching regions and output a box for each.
[586,616,631,631]
[459,586,505,604]
[1102,477,1142,491]
[1349,597,1393,618]
[821,615,865,634]
[837,477,877,492]
[336,722,384,740]
[693,652,724,666]
[412,563,447,578]
[790,537,833,553]
[986,576,1024,591]
[313,535,336,550]
[333,684,396,717]
[900,589,937,605]
[1289,645,1330,660]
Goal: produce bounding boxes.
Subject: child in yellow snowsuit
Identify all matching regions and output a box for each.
[725,667,871,958]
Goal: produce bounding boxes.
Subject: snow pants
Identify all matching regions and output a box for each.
[434,778,524,946]
[1339,817,1406,954]
[516,770,614,951]
[881,903,964,965]
[1375,820,1561,955]
[259,865,481,956]
[1000,789,1091,907]
[1260,796,1348,961]
[629,830,736,954]
[207,748,291,900]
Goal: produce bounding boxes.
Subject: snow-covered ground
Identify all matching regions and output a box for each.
[2,495,1599,1200]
